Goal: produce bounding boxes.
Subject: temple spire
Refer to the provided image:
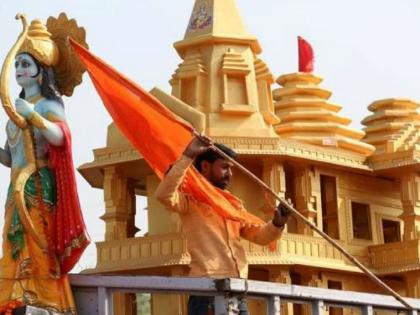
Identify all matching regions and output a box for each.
[169,0,277,138]
[185,0,248,38]
[175,0,261,56]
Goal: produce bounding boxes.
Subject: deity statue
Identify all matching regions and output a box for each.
[0,13,89,314]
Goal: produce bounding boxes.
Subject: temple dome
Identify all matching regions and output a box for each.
[362,98,420,154]
[273,72,375,156]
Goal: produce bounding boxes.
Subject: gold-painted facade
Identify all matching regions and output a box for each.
[78,0,420,314]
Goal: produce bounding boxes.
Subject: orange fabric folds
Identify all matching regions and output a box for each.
[69,39,267,228]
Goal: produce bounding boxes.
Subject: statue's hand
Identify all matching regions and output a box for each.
[15,98,34,119]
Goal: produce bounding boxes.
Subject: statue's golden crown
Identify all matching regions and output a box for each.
[16,13,88,96]
[17,19,59,67]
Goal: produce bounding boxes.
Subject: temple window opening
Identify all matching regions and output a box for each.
[351,202,372,240]
[327,280,342,289]
[285,165,298,233]
[220,48,253,115]
[226,75,247,104]
[135,195,148,237]
[320,175,339,239]
[382,219,401,244]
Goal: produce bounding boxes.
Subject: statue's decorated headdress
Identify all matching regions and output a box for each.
[0,13,88,129]
[17,13,88,96]
[17,19,59,67]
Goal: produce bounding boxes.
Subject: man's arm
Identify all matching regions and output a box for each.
[154,155,193,214]
[154,134,212,214]
[241,202,291,245]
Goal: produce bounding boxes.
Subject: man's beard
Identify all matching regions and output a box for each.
[210,175,229,190]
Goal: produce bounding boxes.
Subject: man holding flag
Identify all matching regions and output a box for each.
[155,134,291,315]
[68,38,291,315]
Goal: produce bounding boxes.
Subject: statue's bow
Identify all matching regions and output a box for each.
[0,14,48,251]
[0,14,29,128]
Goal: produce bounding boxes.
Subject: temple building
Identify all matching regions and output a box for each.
[78,0,420,314]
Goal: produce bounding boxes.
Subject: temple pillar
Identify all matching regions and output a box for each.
[294,166,318,235]
[261,160,286,222]
[406,270,420,298]
[101,166,137,315]
[399,173,420,240]
[101,166,137,240]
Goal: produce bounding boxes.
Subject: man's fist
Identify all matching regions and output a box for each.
[183,134,212,159]
[273,199,293,228]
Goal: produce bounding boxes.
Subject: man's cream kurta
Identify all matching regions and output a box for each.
[155,155,283,278]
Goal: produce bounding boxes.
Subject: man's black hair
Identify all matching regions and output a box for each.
[194,143,237,172]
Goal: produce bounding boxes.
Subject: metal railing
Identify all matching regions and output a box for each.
[69,274,420,315]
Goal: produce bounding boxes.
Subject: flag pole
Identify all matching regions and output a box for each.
[196,132,413,310]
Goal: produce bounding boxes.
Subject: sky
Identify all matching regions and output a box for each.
[0,0,419,272]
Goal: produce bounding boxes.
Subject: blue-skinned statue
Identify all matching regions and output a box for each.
[0,14,89,314]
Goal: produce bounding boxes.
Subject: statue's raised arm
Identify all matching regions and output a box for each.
[0,13,89,315]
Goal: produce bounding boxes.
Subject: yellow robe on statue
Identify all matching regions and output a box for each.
[0,165,76,314]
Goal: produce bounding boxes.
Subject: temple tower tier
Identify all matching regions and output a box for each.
[273,72,375,156]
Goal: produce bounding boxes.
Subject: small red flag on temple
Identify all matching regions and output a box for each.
[298,36,314,73]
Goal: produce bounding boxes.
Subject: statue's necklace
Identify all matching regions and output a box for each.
[26,93,43,105]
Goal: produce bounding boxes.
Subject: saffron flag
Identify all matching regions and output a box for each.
[69,39,267,227]
[298,36,314,73]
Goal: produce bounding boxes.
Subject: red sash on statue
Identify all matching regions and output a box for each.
[48,122,90,274]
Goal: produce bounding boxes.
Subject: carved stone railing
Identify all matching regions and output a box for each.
[90,232,368,274]
[91,233,190,273]
[369,239,420,274]
[244,233,365,272]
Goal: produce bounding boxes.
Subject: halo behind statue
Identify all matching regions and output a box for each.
[47,12,88,97]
